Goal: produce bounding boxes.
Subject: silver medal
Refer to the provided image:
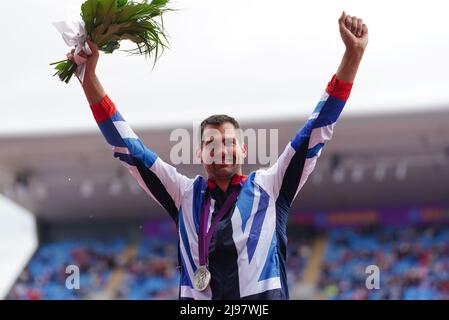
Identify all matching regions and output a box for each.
[193,265,211,291]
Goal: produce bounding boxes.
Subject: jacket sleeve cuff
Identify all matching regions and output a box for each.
[90,95,116,123]
[325,74,353,101]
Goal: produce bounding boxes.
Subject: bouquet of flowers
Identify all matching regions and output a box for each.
[51,0,171,83]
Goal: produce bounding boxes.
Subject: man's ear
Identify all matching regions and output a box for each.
[241,143,248,160]
[195,147,202,164]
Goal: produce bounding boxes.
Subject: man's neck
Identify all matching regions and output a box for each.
[214,178,232,193]
[209,172,244,193]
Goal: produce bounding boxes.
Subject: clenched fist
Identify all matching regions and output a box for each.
[339,11,369,53]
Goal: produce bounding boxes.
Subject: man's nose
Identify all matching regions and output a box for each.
[213,144,227,160]
[222,144,235,164]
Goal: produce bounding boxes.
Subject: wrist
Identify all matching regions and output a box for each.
[83,71,97,82]
[81,72,98,90]
[344,46,365,59]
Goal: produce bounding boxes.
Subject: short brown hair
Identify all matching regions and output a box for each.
[200,114,240,142]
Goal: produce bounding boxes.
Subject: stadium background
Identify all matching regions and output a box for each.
[2,109,449,300]
[1,0,449,300]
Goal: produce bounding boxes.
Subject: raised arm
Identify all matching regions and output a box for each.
[255,11,368,204]
[336,11,369,83]
[68,42,193,222]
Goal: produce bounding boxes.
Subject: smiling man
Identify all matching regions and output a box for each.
[69,11,368,299]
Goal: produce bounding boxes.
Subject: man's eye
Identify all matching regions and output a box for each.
[205,142,219,150]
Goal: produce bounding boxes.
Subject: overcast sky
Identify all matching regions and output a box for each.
[0,0,448,136]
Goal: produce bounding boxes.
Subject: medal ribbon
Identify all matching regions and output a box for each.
[198,183,242,266]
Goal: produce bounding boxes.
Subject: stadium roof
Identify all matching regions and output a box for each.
[1,108,448,222]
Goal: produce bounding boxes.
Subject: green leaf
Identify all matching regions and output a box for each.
[150,0,169,7]
[81,0,99,35]
[101,41,120,53]
[95,0,117,27]
[117,0,128,8]
[51,59,77,84]
[116,4,148,23]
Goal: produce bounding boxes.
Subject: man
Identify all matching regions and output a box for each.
[69,11,368,299]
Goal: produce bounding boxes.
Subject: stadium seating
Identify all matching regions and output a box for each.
[8,224,449,300]
[319,225,449,299]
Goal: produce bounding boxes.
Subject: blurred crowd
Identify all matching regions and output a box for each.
[7,239,126,300]
[115,239,179,299]
[319,225,449,299]
[7,224,449,300]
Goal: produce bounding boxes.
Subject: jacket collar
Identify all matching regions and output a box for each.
[206,174,247,190]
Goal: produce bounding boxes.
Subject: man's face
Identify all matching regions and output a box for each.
[200,122,247,180]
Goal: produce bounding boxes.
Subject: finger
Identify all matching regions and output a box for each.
[66,52,74,62]
[356,18,363,37]
[78,51,88,59]
[67,49,76,62]
[351,16,358,33]
[345,15,352,30]
[362,23,369,36]
[73,54,87,65]
[339,11,346,24]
